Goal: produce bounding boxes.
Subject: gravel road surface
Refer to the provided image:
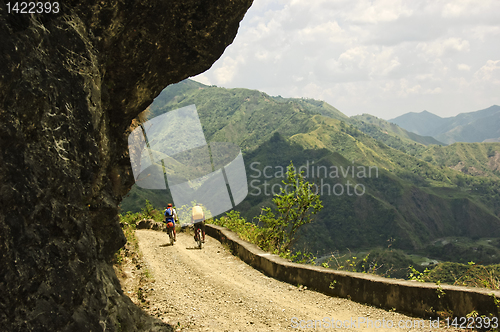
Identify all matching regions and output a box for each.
[133,229,459,332]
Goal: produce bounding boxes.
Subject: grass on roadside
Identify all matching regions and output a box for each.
[114,210,156,307]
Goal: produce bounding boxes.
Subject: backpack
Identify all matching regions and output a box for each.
[165,207,175,222]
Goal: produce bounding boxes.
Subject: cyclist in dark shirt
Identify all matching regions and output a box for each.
[164,203,177,241]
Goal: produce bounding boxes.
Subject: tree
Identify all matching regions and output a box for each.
[258,161,323,253]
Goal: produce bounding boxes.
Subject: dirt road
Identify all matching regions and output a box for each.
[132,229,457,331]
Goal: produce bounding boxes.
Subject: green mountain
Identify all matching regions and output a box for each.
[389,105,500,144]
[351,114,444,146]
[248,133,499,241]
[122,80,500,264]
[349,114,444,156]
[148,79,207,108]
[416,142,500,179]
[388,110,446,137]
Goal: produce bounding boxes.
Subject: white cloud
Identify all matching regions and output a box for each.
[417,38,470,57]
[469,25,500,42]
[213,56,245,85]
[441,0,500,18]
[193,0,500,119]
[297,21,347,43]
[323,46,400,81]
[474,60,500,83]
[398,79,422,97]
[424,87,443,95]
[347,0,413,24]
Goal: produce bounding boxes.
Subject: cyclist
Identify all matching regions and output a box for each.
[191,203,205,243]
[164,203,177,242]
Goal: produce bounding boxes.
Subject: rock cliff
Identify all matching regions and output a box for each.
[0,1,252,330]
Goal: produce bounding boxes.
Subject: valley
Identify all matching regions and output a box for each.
[121,79,500,276]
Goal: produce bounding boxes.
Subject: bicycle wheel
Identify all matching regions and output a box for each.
[196,228,202,249]
[169,229,174,245]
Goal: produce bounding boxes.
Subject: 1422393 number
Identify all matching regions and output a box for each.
[6,2,60,14]
[445,316,498,330]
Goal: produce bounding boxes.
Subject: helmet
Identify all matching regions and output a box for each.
[167,203,173,207]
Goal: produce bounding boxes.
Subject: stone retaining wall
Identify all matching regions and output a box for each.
[136,219,168,232]
[206,224,500,319]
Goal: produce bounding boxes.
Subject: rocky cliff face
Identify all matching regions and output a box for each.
[0,1,252,330]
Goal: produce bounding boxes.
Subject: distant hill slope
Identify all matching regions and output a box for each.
[122,80,500,262]
[388,110,447,136]
[271,95,350,122]
[416,142,500,179]
[351,114,444,146]
[389,105,500,144]
[349,114,444,156]
[242,133,500,256]
[484,138,500,143]
[148,79,206,110]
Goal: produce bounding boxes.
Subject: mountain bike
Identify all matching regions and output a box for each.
[166,222,175,245]
[194,224,203,249]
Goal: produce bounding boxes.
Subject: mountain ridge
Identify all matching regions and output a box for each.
[389,105,500,144]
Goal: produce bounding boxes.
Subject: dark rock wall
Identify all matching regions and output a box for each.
[0,1,253,331]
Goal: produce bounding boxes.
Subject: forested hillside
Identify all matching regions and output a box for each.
[122,80,500,264]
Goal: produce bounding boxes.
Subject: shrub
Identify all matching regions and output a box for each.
[257,161,323,254]
[213,161,323,264]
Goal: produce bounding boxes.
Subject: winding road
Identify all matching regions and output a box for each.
[133,229,459,331]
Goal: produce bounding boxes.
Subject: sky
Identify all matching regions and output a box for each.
[192,0,500,120]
